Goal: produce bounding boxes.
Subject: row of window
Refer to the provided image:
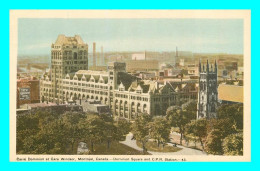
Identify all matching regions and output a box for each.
[115,94,128,99]
[131,96,149,102]
[65,61,87,65]
[63,82,108,89]
[153,96,176,102]
[61,87,109,96]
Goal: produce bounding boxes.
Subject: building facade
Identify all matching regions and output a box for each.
[41,35,198,119]
[17,76,40,108]
[50,35,88,104]
[197,60,218,119]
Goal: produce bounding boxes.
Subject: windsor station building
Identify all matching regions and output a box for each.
[40,35,198,119]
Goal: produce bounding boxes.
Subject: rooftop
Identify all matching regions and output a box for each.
[76,70,108,76]
[218,84,243,103]
[54,35,85,45]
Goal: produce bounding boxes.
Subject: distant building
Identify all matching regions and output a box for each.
[197,60,218,119]
[187,64,199,76]
[137,72,156,80]
[126,60,159,72]
[17,76,40,108]
[218,84,243,104]
[179,59,185,66]
[132,52,146,60]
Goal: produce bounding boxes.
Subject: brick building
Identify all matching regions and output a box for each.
[17,76,40,108]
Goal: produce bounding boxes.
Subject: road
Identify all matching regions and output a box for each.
[120,133,207,155]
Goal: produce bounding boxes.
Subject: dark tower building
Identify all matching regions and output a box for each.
[197,59,218,119]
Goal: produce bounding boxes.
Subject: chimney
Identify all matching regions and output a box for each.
[93,42,96,67]
[101,46,104,64]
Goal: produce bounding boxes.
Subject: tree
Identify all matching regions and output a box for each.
[217,104,243,130]
[61,112,85,153]
[182,100,197,112]
[208,118,237,139]
[80,115,106,152]
[205,129,223,155]
[223,132,243,156]
[103,122,117,149]
[185,118,208,149]
[166,105,195,145]
[149,117,171,148]
[114,118,131,140]
[131,113,152,153]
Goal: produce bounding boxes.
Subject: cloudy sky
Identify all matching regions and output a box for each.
[18,18,243,55]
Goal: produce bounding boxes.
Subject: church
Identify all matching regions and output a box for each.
[197,60,218,119]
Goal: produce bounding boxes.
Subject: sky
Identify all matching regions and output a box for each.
[18,18,243,56]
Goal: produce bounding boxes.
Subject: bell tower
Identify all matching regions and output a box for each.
[197,59,218,119]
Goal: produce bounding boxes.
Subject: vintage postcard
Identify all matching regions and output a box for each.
[9,10,251,162]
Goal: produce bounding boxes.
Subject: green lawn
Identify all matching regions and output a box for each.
[85,141,150,155]
[136,141,182,153]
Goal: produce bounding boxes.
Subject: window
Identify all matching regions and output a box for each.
[74,52,77,59]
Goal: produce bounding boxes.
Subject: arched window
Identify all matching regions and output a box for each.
[74,52,77,59]
[212,104,215,112]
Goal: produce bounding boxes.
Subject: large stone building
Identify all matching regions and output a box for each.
[40,35,198,119]
[197,60,218,119]
[49,34,88,104]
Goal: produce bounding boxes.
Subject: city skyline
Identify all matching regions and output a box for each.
[18,18,243,56]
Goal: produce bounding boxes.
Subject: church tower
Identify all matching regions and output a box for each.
[197,59,218,119]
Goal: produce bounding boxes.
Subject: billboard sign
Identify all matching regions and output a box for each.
[19,88,30,100]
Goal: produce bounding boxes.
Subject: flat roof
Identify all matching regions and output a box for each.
[218,84,243,103]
